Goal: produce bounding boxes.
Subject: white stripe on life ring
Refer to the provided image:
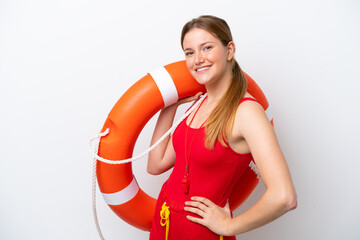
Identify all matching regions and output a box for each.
[101,177,139,206]
[265,106,273,122]
[149,67,179,107]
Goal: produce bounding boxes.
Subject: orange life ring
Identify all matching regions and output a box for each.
[96,60,273,231]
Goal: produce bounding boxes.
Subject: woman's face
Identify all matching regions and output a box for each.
[182,28,234,86]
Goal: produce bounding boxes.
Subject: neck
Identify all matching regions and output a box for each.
[204,67,233,106]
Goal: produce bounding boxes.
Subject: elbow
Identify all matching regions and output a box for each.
[147,159,159,175]
[147,165,162,175]
[147,167,157,175]
[281,191,298,212]
[268,187,297,213]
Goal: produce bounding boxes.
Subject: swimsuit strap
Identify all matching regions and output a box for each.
[239,97,259,104]
[185,99,202,113]
[187,95,208,128]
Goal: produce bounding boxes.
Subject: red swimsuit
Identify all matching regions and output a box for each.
[149,98,257,240]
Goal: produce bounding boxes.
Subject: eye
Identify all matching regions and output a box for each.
[185,51,194,56]
[204,46,212,51]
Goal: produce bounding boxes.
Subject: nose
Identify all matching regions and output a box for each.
[195,52,204,65]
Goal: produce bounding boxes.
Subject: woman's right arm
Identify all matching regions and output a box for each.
[147,92,203,175]
[147,104,178,175]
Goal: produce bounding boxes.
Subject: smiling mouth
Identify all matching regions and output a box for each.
[195,66,211,72]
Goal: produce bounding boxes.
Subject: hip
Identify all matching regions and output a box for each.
[149,182,235,240]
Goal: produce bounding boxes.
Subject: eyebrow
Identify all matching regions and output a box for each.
[184,41,214,51]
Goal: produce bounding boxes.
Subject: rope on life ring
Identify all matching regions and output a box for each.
[89,60,273,239]
[89,94,207,239]
[89,94,207,164]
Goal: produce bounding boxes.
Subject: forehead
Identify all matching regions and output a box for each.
[182,28,220,49]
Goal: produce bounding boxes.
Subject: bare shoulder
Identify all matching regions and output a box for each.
[236,93,267,121]
[232,92,270,136]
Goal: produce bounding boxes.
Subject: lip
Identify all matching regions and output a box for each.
[195,65,212,73]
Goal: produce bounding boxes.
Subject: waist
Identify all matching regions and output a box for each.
[163,178,230,211]
[158,181,189,215]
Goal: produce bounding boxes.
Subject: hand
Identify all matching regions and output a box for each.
[164,92,204,111]
[177,92,204,105]
[184,196,233,236]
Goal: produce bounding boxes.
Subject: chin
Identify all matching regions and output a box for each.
[192,74,209,85]
[194,78,209,85]
[197,76,216,86]
[190,69,214,85]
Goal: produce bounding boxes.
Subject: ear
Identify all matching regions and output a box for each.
[226,41,236,61]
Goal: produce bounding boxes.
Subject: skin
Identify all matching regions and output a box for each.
[147,27,297,236]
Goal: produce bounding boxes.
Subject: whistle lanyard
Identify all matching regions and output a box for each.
[183,96,207,194]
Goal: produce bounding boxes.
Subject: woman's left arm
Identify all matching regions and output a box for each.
[184,101,297,236]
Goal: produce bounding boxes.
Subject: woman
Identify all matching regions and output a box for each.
[147,15,297,240]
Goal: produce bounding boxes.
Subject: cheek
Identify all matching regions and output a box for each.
[208,51,223,64]
[213,51,228,66]
[185,58,193,71]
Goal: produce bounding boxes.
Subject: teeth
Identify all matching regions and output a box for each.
[196,66,210,72]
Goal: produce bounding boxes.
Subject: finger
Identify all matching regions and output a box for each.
[178,95,198,104]
[224,201,231,215]
[184,201,208,212]
[188,92,203,102]
[191,196,215,208]
[186,215,205,225]
[195,92,204,99]
[184,206,205,217]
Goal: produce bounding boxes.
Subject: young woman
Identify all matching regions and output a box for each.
[147,15,297,240]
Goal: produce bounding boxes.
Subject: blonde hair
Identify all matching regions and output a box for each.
[181,15,248,149]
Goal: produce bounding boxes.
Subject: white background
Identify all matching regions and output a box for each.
[1,0,359,239]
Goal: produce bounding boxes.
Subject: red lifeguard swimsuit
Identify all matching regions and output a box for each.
[149,98,257,240]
